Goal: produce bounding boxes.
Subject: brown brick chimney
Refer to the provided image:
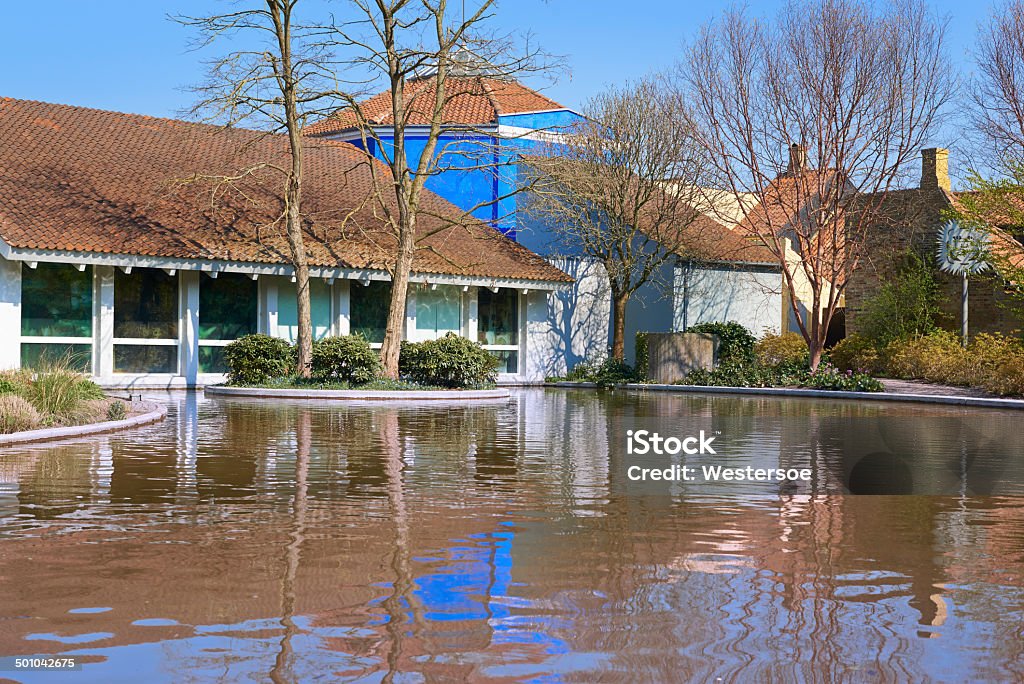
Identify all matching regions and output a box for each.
[920,148,950,192]
[786,143,807,175]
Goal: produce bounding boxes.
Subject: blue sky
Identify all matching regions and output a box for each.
[1,0,992,119]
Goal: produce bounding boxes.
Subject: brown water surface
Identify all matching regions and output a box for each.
[0,389,1022,682]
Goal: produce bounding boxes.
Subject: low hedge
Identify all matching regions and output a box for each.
[399,333,499,388]
[680,360,884,392]
[829,330,1024,396]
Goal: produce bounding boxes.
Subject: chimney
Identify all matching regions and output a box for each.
[786,143,807,175]
[920,148,950,192]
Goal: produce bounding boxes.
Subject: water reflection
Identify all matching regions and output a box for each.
[0,389,1022,682]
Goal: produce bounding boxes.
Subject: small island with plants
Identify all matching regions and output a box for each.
[0,358,147,439]
[208,332,509,400]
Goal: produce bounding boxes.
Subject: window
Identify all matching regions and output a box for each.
[478,288,519,374]
[114,268,179,374]
[198,273,258,373]
[278,278,332,343]
[415,285,462,340]
[350,280,391,344]
[20,263,93,371]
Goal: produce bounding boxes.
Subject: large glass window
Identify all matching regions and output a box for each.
[416,285,462,340]
[199,273,258,373]
[350,280,391,344]
[20,263,93,371]
[114,268,179,374]
[278,278,332,343]
[478,288,520,374]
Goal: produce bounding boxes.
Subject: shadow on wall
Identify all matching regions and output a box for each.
[674,265,783,336]
[529,257,611,378]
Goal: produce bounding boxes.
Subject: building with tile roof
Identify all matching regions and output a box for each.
[0,97,572,386]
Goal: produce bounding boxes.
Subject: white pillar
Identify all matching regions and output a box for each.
[464,287,479,343]
[180,271,200,385]
[0,257,21,370]
[265,280,279,338]
[94,266,115,379]
[405,286,416,341]
[334,280,350,336]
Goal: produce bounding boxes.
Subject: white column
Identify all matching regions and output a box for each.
[464,287,479,343]
[0,257,21,370]
[94,266,115,379]
[335,279,351,336]
[405,286,416,341]
[265,280,279,338]
[180,271,200,385]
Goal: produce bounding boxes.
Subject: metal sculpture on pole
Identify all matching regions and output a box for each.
[936,221,990,345]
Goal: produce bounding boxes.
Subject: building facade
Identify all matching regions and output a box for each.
[0,97,571,387]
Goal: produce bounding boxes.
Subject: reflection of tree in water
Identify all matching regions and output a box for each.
[270,408,311,684]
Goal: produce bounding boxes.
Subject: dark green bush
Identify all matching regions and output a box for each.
[224,334,294,385]
[564,357,638,387]
[685,321,757,364]
[399,333,499,388]
[310,335,381,384]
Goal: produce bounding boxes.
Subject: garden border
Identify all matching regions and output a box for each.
[545,381,1024,410]
[0,401,168,446]
[205,386,511,401]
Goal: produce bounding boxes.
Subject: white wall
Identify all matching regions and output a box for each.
[524,256,610,380]
[0,256,21,370]
[673,263,784,336]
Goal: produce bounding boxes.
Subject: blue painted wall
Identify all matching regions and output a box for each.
[337,108,583,242]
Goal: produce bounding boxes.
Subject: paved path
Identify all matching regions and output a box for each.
[881,378,1003,399]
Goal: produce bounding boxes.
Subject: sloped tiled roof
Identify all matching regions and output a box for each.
[0,97,570,284]
[304,75,566,136]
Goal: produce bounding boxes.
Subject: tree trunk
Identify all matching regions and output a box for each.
[380,217,416,379]
[610,289,629,361]
[285,201,313,378]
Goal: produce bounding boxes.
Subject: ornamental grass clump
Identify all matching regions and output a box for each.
[0,394,42,434]
[16,357,104,421]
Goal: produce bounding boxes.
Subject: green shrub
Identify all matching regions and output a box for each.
[563,357,638,387]
[634,331,650,380]
[803,364,885,392]
[860,251,941,346]
[685,321,756,364]
[310,335,381,384]
[399,333,499,388]
[224,334,294,385]
[107,400,127,421]
[679,359,883,392]
[829,334,885,375]
[755,332,808,368]
[0,394,42,433]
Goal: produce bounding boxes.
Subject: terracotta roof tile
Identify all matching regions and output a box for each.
[0,97,570,284]
[304,76,566,136]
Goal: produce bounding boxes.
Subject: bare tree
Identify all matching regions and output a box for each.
[972,0,1024,171]
[681,0,953,368]
[522,79,714,361]
[179,0,335,377]
[323,1,550,379]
